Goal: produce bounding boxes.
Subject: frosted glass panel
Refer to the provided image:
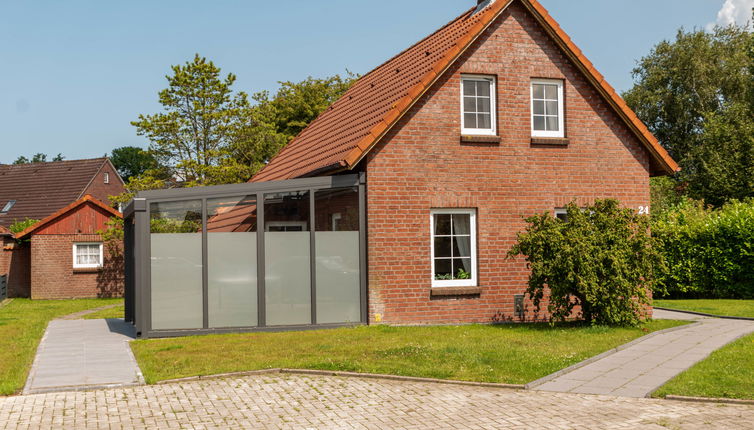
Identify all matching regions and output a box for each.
[150,233,203,330]
[316,232,360,324]
[265,232,311,326]
[208,232,257,328]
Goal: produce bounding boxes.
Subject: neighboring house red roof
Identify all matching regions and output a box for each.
[252,0,679,182]
[0,225,11,237]
[0,158,120,227]
[15,195,122,240]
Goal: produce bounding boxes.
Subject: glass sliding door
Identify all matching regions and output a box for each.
[264,191,311,326]
[150,200,203,330]
[207,195,258,328]
[314,187,361,324]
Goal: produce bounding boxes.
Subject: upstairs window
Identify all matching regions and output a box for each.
[461,75,496,136]
[104,172,110,184]
[431,209,477,287]
[531,79,564,138]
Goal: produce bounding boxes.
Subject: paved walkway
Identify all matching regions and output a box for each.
[1,373,752,429]
[533,310,754,397]
[23,319,143,394]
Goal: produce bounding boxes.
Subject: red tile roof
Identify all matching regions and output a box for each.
[0,158,112,228]
[15,195,122,240]
[252,0,678,182]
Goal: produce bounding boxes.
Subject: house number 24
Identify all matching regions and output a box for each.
[638,206,650,215]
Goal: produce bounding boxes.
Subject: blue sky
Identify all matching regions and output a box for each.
[0,0,741,163]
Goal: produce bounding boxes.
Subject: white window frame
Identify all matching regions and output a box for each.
[554,208,568,221]
[104,172,110,184]
[430,209,478,288]
[461,75,497,136]
[531,79,565,138]
[264,221,307,232]
[72,243,103,269]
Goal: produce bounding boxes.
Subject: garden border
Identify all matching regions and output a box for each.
[654,307,754,321]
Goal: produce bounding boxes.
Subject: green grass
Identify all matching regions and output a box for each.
[654,299,754,318]
[0,298,123,396]
[655,332,754,400]
[81,301,124,320]
[131,319,686,385]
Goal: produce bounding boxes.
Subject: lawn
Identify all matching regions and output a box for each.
[655,332,754,400]
[0,298,122,396]
[82,301,124,319]
[131,319,686,385]
[654,299,754,318]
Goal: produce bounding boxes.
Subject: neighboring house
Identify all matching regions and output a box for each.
[253,0,678,325]
[124,0,678,337]
[0,158,125,298]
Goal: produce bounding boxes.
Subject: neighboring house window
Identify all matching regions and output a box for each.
[461,75,496,135]
[265,221,307,232]
[1,200,15,214]
[554,208,568,222]
[73,243,103,268]
[430,209,477,287]
[531,79,564,138]
[104,172,110,184]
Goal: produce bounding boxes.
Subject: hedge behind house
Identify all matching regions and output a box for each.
[653,199,754,299]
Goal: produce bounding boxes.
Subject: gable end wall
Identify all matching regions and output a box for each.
[363,2,652,325]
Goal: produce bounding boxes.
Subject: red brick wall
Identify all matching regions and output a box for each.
[30,234,123,299]
[82,161,125,207]
[363,3,652,325]
[0,237,30,297]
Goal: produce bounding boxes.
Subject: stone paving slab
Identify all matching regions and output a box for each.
[24,319,143,394]
[534,310,754,398]
[1,374,752,429]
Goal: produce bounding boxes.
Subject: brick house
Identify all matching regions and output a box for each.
[0,158,125,298]
[251,0,679,325]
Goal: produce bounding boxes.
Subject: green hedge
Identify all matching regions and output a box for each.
[653,199,754,299]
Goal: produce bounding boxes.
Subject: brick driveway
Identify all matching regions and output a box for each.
[1,374,752,429]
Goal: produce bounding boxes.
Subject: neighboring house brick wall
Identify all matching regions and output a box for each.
[0,238,30,298]
[82,161,125,208]
[363,3,651,325]
[30,234,123,299]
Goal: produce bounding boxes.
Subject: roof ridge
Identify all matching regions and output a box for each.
[0,157,108,169]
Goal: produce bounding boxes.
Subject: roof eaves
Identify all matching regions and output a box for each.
[343,0,514,170]
[15,195,122,239]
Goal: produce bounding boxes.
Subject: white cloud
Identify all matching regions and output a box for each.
[708,0,754,30]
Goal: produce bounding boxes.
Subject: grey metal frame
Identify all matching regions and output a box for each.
[124,174,367,338]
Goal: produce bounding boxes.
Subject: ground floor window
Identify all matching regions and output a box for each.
[430,209,477,287]
[73,243,103,268]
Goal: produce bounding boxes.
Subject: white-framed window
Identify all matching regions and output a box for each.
[531,79,564,138]
[265,221,307,232]
[554,208,568,222]
[73,243,103,268]
[461,75,496,136]
[104,172,110,184]
[430,209,477,287]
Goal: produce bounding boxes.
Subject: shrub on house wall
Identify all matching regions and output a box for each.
[509,199,662,327]
[653,199,754,299]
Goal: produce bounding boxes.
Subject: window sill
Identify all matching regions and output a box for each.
[73,267,102,274]
[461,135,501,144]
[530,137,569,146]
[430,286,482,297]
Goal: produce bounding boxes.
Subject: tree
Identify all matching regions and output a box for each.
[509,200,663,326]
[255,73,358,141]
[624,24,753,206]
[110,146,157,181]
[132,54,253,185]
[13,153,64,164]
